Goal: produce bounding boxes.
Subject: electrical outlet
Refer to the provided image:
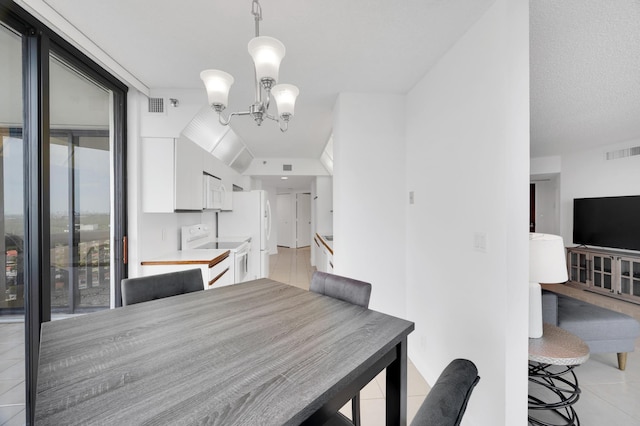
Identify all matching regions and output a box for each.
[409,191,415,205]
[474,232,487,252]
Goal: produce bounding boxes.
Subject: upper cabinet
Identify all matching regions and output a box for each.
[142,137,205,212]
[203,151,234,211]
[175,137,205,210]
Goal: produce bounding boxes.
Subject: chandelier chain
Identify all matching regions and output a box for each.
[252,0,262,37]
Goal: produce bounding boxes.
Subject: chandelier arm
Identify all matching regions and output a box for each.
[264,112,279,122]
[218,110,252,126]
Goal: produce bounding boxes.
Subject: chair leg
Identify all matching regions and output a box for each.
[617,352,627,371]
[352,393,361,426]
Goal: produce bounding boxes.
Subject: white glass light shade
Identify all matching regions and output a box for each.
[529,233,569,284]
[272,84,299,118]
[248,36,285,83]
[200,70,234,109]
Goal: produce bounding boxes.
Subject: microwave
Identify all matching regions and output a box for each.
[203,173,226,210]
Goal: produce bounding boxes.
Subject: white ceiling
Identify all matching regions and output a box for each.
[530,0,640,157]
[26,0,640,162]
[39,0,495,159]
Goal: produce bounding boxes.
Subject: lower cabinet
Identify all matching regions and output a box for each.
[314,236,325,272]
[314,234,333,274]
[141,256,234,290]
[566,246,640,302]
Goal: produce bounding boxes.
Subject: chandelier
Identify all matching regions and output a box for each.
[200,0,299,132]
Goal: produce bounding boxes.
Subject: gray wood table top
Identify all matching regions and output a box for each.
[35,279,414,425]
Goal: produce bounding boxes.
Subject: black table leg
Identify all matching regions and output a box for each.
[386,337,408,425]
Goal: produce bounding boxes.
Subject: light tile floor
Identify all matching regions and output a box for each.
[3,256,640,425]
[0,321,25,426]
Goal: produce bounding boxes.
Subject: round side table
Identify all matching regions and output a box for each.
[528,323,590,426]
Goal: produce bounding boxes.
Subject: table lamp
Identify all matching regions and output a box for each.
[529,233,568,338]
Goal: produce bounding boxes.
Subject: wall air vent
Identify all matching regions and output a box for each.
[605,146,640,161]
[283,164,292,171]
[148,97,165,114]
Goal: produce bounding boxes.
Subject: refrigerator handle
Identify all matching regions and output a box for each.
[266,199,272,241]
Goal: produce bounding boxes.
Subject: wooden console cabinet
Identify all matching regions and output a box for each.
[566,246,640,303]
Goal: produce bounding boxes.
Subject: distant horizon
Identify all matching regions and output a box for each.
[3,136,111,216]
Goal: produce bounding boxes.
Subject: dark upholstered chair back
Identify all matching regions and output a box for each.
[411,359,480,426]
[121,269,204,306]
[310,271,371,308]
[310,271,372,426]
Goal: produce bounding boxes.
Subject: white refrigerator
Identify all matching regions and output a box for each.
[218,190,271,280]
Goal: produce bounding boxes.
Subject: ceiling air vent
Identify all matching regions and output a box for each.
[283,164,292,171]
[605,146,640,161]
[148,97,165,114]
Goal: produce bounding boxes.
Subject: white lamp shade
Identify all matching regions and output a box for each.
[529,233,569,284]
[272,84,299,117]
[200,70,234,109]
[248,36,285,83]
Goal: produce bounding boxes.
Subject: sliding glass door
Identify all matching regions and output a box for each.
[0,3,127,423]
[49,54,114,314]
[0,21,27,424]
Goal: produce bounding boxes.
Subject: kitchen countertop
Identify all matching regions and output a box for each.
[316,233,333,254]
[141,249,230,267]
[216,235,251,243]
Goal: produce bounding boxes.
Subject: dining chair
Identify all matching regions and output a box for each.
[121,268,204,306]
[410,358,480,426]
[310,271,372,426]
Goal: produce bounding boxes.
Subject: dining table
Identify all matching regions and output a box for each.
[34,278,415,425]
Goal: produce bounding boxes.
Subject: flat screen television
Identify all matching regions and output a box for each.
[573,196,640,252]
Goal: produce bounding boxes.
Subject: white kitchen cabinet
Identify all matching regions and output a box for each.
[325,247,333,273]
[141,254,234,290]
[314,236,325,272]
[204,155,233,211]
[142,137,204,212]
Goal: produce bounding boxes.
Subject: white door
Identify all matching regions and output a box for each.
[277,194,293,248]
[296,193,311,248]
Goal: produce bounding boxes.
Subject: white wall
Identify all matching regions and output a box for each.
[315,176,333,235]
[404,0,529,424]
[559,138,640,246]
[333,93,407,319]
[140,88,206,138]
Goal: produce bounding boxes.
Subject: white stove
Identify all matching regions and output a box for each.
[181,224,251,283]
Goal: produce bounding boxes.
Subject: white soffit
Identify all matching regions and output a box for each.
[181,106,230,152]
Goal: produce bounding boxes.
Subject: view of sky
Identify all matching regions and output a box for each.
[3,136,110,215]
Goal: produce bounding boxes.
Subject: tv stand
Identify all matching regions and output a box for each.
[566,246,640,304]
